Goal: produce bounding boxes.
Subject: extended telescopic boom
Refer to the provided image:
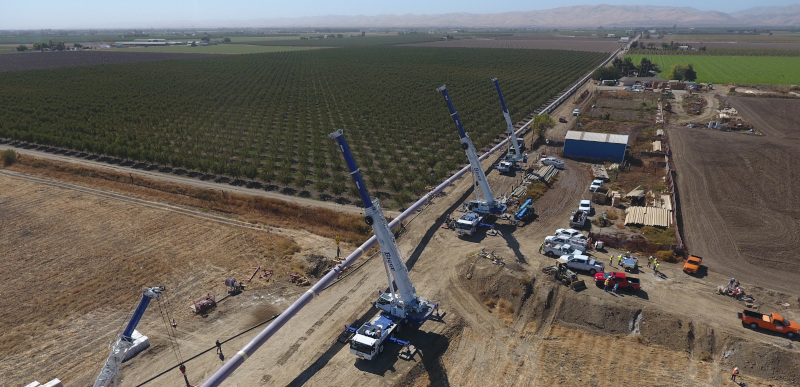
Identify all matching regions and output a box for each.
[437,85,506,215]
[329,129,435,323]
[492,78,523,161]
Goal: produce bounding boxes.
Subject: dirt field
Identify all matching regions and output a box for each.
[5,86,800,386]
[668,96,800,290]
[403,35,621,52]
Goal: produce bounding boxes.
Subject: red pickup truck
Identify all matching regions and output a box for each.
[739,310,799,338]
[594,272,641,292]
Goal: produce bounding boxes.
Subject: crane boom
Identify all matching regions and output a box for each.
[437,85,506,215]
[329,129,435,323]
[492,78,522,161]
[94,286,165,387]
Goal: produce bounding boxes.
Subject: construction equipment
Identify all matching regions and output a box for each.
[542,264,586,291]
[492,78,525,164]
[93,286,165,387]
[438,85,507,236]
[438,85,507,217]
[225,278,245,295]
[513,198,535,224]
[191,294,216,315]
[330,129,438,360]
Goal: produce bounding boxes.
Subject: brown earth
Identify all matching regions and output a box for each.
[5,88,800,387]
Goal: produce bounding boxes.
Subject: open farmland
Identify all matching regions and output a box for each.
[405,35,622,52]
[0,50,220,72]
[626,54,800,84]
[0,46,607,208]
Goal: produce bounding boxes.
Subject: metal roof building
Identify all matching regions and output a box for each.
[563,130,628,162]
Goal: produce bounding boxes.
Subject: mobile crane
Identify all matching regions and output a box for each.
[437,85,507,235]
[329,129,437,360]
[492,78,526,173]
[94,286,165,387]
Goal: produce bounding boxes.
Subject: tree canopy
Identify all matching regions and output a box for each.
[669,63,697,81]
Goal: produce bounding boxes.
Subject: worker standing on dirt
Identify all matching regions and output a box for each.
[613,283,619,293]
[731,367,739,381]
[539,243,544,254]
[216,340,223,355]
[604,277,610,292]
[618,255,623,266]
[609,255,613,267]
[647,256,653,268]
[654,262,660,274]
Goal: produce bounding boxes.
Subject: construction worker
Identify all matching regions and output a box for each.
[613,282,619,293]
[539,243,544,253]
[654,262,660,274]
[731,367,739,381]
[618,254,623,266]
[604,277,610,292]
[647,256,653,268]
[609,255,613,266]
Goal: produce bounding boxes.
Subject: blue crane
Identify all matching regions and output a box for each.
[94,286,165,387]
[492,78,525,164]
[437,85,507,216]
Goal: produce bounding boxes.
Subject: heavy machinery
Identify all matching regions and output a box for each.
[513,198,535,224]
[93,286,165,387]
[438,85,507,236]
[330,129,438,360]
[492,78,525,165]
[225,277,245,295]
[542,264,586,291]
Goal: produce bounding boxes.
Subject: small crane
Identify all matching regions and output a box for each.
[93,286,165,387]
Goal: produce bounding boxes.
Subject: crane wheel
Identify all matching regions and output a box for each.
[364,216,374,225]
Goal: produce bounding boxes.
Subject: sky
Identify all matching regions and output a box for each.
[2,0,798,29]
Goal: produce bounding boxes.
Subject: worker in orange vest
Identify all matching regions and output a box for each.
[731,367,739,381]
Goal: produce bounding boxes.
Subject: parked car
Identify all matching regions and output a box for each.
[683,255,703,274]
[544,235,587,252]
[572,108,580,116]
[558,115,567,123]
[555,228,586,240]
[558,254,605,275]
[542,243,575,257]
[542,157,564,169]
[579,199,593,215]
[589,179,604,192]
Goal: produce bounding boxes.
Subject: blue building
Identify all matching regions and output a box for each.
[563,130,628,162]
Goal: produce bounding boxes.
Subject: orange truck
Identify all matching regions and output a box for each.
[738,310,799,339]
[682,254,702,274]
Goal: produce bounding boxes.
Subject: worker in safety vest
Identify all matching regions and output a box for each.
[731,367,739,381]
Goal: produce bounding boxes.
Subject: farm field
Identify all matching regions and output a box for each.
[0,46,608,208]
[119,44,328,54]
[0,50,219,72]
[406,34,622,52]
[626,54,800,84]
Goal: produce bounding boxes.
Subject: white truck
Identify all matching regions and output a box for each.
[545,235,588,252]
[454,212,484,236]
[558,254,605,275]
[542,243,575,257]
[346,311,409,360]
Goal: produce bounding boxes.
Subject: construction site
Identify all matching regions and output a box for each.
[6,72,800,387]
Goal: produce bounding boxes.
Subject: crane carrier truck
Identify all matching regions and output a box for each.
[330,130,438,360]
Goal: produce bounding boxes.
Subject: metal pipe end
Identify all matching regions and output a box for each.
[436,85,447,93]
[328,129,343,139]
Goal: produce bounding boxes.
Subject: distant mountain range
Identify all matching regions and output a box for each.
[243,5,800,28]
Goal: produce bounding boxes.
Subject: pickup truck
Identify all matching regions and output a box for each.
[558,254,605,275]
[569,210,588,228]
[555,228,586,241]
[542,243,575,257]
[683,255,702,274]
[594,272,641,292]
[545,235,588,252]
[738,310,799,338]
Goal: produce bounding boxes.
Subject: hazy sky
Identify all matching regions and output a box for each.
[2,0,798,29]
